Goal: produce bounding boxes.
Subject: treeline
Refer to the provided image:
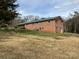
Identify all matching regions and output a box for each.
[65,11,79,33]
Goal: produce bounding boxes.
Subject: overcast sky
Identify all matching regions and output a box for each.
[17,0,79,17]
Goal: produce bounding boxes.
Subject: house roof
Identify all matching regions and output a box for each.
[17,16,63,26]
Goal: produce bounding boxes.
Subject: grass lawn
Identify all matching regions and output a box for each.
[0,30,79,59]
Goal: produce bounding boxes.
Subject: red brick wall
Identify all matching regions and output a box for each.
[55,19,63,33]
[24,19,63,33]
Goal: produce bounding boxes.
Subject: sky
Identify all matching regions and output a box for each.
[17,0,79,18]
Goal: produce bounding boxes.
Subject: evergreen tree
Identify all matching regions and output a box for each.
[0,0,18,26]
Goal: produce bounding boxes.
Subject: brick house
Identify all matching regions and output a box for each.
[18,16,64,33]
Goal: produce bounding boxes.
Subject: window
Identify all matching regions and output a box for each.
[41,27,44,29]
[39,27,44,30]
[39,27,41,30]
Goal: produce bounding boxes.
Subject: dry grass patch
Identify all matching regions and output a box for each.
[0,31,79,59]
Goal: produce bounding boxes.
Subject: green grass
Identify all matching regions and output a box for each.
[16,30,63,37]
[16,30,79,37]
[0,29,79,38]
